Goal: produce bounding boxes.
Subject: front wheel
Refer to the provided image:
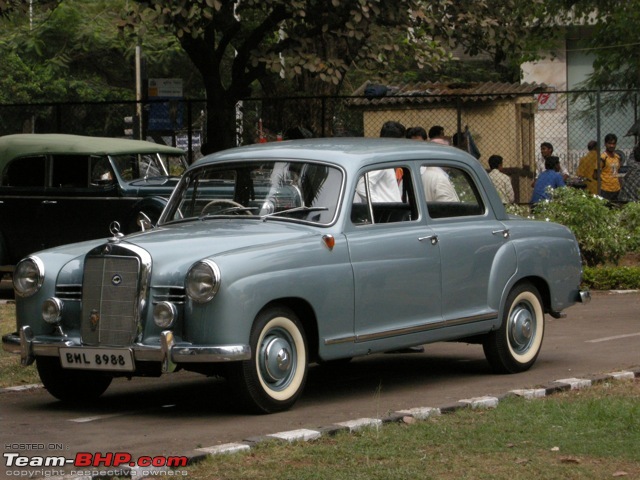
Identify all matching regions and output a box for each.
[228,306,308,413]
[483,282,545,374]
[36,356,112,402]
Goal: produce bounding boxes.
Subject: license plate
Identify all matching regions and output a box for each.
[60,347,135,372]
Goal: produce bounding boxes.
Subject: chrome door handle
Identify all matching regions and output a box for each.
[42,200,58,204]
[418,234,438,245]
[492,229,510,239]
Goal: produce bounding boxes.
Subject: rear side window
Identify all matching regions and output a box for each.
[421,165,485,218]
[2,156,46,187]
[351,167,418,225]
[51,155,91,188]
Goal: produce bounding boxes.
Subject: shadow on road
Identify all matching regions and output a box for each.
[22,350,492,418]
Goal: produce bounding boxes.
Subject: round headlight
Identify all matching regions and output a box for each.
[185,260,221,303]
[13,256,45,297]
[42,297,63,325]
[153,301,177,328]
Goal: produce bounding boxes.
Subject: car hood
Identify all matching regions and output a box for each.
[121,220,318,278]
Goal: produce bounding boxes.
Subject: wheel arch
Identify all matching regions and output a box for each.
[259,297,319,363]
[501,276,550,318]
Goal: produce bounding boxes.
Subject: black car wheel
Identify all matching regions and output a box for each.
[36,356,112,402]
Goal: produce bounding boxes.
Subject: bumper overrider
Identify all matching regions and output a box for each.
[2,326,251,373]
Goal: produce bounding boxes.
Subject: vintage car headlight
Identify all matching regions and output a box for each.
[42,297,63,325]
[13,256,45,297]
[153,301,177,328]
[185,260,221,303]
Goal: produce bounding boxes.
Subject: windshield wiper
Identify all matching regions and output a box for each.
[260,206,328,221]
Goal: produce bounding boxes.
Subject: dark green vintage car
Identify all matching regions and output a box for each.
[0,134,188,272]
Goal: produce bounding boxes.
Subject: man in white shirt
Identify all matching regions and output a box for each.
[487,154,515,203]
[355,121,405,203]
[421,166,460,202]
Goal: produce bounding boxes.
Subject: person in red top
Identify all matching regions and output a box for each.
[598,133,622,201]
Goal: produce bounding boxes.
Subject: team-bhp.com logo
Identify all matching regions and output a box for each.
[4,452,189,477]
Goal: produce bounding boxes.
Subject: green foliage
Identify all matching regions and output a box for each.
[529,187,637,266]
[0,0,201,106]
[582,266,640,290]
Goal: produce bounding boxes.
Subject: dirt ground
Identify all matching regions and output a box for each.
[620,252,640,267]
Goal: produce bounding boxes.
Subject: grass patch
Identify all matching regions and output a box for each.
[186,380,640,480]
[0,302,39,388]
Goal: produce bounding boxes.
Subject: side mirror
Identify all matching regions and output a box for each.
[136,212,154,232]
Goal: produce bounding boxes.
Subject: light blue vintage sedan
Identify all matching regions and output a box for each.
[3,138,589,413]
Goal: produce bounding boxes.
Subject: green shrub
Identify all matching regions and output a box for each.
[582,265,640,290]
[507,188,638,266]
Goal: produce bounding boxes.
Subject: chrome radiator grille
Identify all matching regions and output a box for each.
[81,255,141,346]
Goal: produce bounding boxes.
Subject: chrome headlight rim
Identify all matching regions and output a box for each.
[13,256,45,298]
[185,259,221,304]
[42,297,64,325]
[153,301,178,328]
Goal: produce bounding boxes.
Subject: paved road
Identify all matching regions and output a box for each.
[1,291,639,472]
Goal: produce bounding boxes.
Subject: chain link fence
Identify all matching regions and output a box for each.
[1,89,636,203]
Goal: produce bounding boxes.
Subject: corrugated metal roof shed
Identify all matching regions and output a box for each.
[350,81,550,107]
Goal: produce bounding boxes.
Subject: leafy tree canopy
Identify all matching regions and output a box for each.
[121,0,556,151]
[0,0,201,105]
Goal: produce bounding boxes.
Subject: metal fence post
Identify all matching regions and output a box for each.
[596,89,601,195]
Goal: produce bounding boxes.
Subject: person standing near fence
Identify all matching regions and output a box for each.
[531,156,565,205]
[428,125,449,145]
[487,155,514,204]
[597,133,622,201]
[576,140,598,195]
[355,121,404,202]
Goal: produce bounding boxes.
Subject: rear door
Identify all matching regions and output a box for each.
[420,162,511,325]
[345,166,443,350]
[0,155,48,262]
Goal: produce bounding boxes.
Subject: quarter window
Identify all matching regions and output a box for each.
[2,156,46,187]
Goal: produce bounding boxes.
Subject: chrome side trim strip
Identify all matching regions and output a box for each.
[324,312,496,345]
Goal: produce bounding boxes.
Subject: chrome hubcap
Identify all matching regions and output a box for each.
[508,302,535,354]
[259,330,295,389]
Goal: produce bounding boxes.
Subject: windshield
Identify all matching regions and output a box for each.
[162,160,343,225]
[110,153,187,181]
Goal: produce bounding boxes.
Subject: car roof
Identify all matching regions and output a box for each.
[0,133,185,165]
[197,137,476,172]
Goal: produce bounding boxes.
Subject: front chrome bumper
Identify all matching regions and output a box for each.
[2,326,251,373]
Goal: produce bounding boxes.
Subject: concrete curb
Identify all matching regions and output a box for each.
[183,367,640,466]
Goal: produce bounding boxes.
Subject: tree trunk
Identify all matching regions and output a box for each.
[204,94,241,154]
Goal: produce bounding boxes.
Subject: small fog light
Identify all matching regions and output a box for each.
[153,301,177,328]
[42,297,63,325]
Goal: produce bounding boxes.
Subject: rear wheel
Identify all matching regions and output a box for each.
[483,282,545,373]
[36,356,112,402]
[228,306,308,413]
